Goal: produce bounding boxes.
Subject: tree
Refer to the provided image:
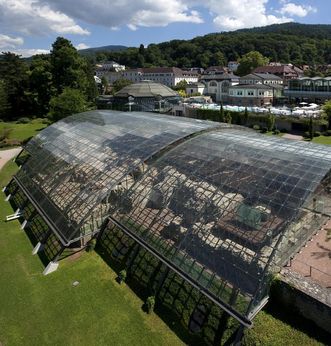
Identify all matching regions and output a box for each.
[48,88,87,122]
[266,113,275,131]
[173,80,188,91]
[219,104,225,122]
[243,107,249,125]
[0,52,29,118]
[112,79,133,93]
[28,55,53,116]
[237,51,269,76]
[308,116,314,139]
[101,76,109,94]
[0,80,9,119]
[139,44,145,56]
[224,110,232,124]
[323,100,331,129]
[50,37,95,99]
[210,51,226,67]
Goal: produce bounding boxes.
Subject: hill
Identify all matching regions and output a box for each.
[235,22,331,39]
[91,23,331,68]
[79,45,128,56]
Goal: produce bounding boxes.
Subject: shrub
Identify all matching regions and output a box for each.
[313,131,321,137]
[0,127,12,141]
[42,118,51,125]
[261,127,268,133]
[280,128,288,133]
[0,138,21,148]
[146,295,155,314]
[253,124,260,130]
[16,117,30,124]
[303,131,310,138]
[273,129,280,135]
[325,130,331,136]
[118,269,127,284]
[86,238,97,252]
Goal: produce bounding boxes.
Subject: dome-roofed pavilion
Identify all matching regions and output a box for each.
[113,80,180,112]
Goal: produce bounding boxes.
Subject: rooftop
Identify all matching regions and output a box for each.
[125,67,199,76]
[241,73,282,81]
[114,80,179,98]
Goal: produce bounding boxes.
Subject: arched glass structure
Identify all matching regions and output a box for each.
[9,110,331,327]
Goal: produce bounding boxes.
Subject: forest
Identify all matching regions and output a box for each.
[92,23,331,68]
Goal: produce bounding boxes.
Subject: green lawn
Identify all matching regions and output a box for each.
[243,308,324,346]
[311,135,331,145]
[0,161,183,346]
[0,118,47,145]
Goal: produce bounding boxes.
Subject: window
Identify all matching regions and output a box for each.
[247,91,254,96]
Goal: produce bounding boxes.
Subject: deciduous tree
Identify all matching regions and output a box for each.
[48,88,87,122]
[237,51,269,76]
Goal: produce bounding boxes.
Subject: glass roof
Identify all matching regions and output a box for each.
[16,110,219,243]
[13,110,331,323]
[108,127,331,317]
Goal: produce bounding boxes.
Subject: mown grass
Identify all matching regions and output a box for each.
[243,307,324,346]
[0,118,47,148]
[311,135,331,145]
[0,161,183,346]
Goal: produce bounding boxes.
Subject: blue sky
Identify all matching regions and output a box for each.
[0,0,329,56]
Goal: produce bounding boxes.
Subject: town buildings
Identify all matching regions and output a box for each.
[227,73,284,106]
[122,67,199,87]
[253,64,303,85]
[284,76,331,103]
[94,60,330,107]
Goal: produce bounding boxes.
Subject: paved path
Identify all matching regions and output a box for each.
[287,223,331,288]
[282,133,303,141]
[0,147,22,171]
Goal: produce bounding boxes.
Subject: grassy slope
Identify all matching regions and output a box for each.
[0,162,183,346]
[0,118,47,142]
[244,310,323,346]
[311,135,331,145]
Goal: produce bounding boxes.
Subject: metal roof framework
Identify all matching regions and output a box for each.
[12,110,331,327]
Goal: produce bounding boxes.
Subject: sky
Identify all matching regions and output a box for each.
[0,0,329,57]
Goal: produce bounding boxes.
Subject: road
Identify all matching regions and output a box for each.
[0,147,22,171]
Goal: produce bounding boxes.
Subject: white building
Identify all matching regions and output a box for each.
[228,84,274,106]
[185,82,206,96]
[200,73,240,102]
[96,61,125,71]
[95,61,126,80]
[122,67,199,87]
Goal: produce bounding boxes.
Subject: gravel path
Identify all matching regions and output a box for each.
[282,133,303,141]
[0,147,22,171]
